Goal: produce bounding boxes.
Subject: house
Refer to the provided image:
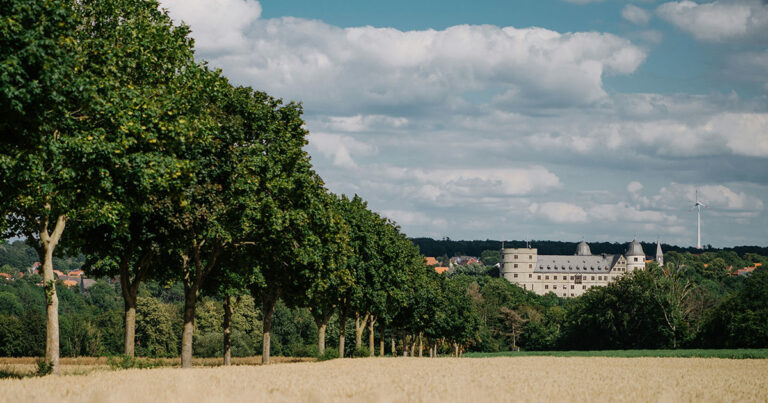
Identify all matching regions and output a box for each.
[424,257,439,266]
[68,270,84,277]
[53,270,65,279]
[434,266,450,275]
[0,273,11,281]
[733,263,761,277]
[62,280,78,288]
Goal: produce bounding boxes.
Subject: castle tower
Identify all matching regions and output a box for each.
[655,240,664,267]
[625,239,646,272]
[576,241,591,256]
[500,247,537,289]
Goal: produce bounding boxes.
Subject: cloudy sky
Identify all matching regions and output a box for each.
[158,0,768,247]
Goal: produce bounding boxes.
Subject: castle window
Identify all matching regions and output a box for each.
[514,255,518,259]
[591,276,595,280]
[537,275,541,280]
[598,276,602,280]
[513,274,518,278]
[514,264,518,268]
[562,293,566,297]
[554,276,558,280]
[570,276,574,280]
[583,285,586,289]
[634,257,638,262]
[571,293,574,297]
[571,285,574,289]
[529,264,532,268]
[545,285,549,289]
[545,275,549,280]
[529,274,532,278]
[529,255,532,259]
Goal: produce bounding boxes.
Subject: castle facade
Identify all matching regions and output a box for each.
[500,240,663,298]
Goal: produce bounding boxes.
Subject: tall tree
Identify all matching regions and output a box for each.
[66,0,196,357]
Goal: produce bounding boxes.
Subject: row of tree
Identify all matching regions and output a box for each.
[0,0,479,373]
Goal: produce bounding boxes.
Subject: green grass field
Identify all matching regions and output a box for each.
[464,349,768,359]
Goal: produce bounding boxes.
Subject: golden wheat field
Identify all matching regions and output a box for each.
[2,357,767,402]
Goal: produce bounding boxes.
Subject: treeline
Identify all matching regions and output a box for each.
[411,238,768,260]
[0,0,477,373]
[455,251,768,352]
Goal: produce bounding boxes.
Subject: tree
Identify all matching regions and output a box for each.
[1,0,97,373]
[652,263,697,348]
[66,0,198,359]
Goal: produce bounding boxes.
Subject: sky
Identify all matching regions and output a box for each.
[158,0,768,247]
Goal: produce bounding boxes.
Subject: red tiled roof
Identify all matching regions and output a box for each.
[53,270,65,277]
[68,270,84,276]
[0,273,11,280]
[434,266,450,274]
[62,280,78,287]
[425,257,439,266]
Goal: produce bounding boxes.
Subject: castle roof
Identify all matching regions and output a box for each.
[625,239,645,257]
[535,254,621,273]
[656,240,663,257]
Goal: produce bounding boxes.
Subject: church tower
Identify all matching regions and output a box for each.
[655,240,664,267]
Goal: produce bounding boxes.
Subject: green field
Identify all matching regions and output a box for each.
[464,349,768,359]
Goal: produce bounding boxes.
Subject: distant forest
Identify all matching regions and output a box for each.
[410,238,768,260]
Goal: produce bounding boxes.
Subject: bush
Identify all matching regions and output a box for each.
[317,347,339,361]
[106,355,164,370]
[290,343,318,358]
[35,360,53,376]
[352,347,370,358]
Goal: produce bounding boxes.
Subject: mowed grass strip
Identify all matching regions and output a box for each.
[464,349,768,359]
[1,357,767,402]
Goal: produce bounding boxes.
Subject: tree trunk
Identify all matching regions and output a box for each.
[368,317,376,357]
[123,291,137,357]
[391,336,396,357]
[454,343,459,357]
[181,284,198,368]
[317,322,327,357]
[418,333,423,358]
[354,312,369,351]
[223,295,232,366]
[410,337,416,357]
[261,291,278,364]
[39,213,66,375]
[379,322,386,357]
[338,308,347,358]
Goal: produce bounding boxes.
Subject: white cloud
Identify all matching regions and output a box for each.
[325,115,409,132]
[657,0,768,42]
[529,202,588,223]
[627,181,644,193]
[308,132,377,168]
[380,209,447,228]
[170,11,646,112]
[637,182,764,211]
[623,5,653,25]
[588,202,678,223]
[160,0,262,53]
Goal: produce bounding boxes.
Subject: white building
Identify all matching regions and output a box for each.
[500,240,663,298]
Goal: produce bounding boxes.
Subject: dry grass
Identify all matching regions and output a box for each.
[0,356,313,376]
[2,357,767,402]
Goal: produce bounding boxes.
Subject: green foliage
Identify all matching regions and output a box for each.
[35,360,53,376]
[106,355,164,370]
[317,347,340,361]
[352,347,371,358]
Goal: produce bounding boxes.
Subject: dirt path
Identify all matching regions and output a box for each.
[2,357,767,402]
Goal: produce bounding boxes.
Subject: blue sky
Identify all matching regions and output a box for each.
[160,0,768,247]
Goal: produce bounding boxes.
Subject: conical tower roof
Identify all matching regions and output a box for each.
[656,240,663,257]
[625,239,645,257]
[576,241,591,256]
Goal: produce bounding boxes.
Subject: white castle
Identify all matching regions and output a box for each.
[500,240,663,298]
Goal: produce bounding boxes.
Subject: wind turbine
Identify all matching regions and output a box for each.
[690,189,707,249]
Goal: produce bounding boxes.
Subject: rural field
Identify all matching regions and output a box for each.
[2,356,768,402]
